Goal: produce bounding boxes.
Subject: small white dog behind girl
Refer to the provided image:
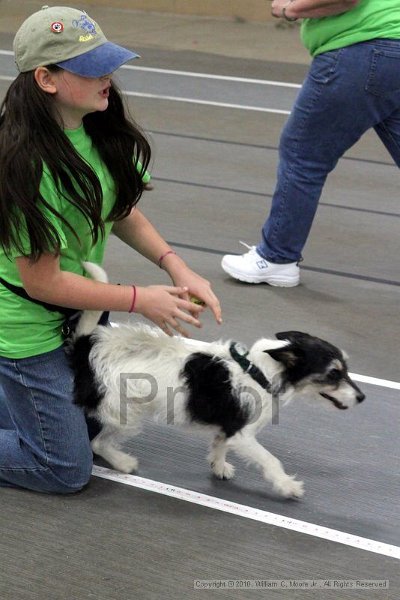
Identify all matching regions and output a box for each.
[71,263,365,500]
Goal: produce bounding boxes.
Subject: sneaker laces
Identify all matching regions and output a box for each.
[239,241,257,255]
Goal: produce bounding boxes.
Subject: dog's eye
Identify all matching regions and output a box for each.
[328,368,342,380]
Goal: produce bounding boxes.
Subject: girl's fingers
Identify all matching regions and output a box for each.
[170,320,190,338]
[208,297,222,324]
[161,308,202,336]
[178,298,205,316]
[167,286,189,296]
[174,308,202,328]
[166,285,222,324]
[183,288,222,324]
[160,317,190,338]
[159,321,174,337]
[148,286,221,334]
[193,291,222,324]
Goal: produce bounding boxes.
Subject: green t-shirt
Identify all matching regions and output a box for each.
[0,124,116,358]
[301,0,400,57]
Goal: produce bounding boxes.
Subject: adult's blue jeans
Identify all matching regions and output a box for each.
[258,39,400,263]
[0,346,93,493]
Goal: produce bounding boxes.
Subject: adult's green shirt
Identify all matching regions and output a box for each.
[0,125,116,358]
[301,0,400,57]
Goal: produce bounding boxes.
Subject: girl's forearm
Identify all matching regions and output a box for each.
[111,208,172,266]
[30,271,133,312]
[111,207,202,283]
[111,208,191,278]
[16,255,133,312]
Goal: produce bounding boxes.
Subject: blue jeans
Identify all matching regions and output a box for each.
[258,39,400,263]
[0,346,93,493]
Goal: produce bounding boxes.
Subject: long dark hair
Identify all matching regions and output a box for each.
[0,69,151,260]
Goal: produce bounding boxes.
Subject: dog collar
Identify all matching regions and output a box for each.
[229,342,272,393]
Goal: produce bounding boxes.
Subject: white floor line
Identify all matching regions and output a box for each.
[349,373,400,390]
[0,50,294,115]
[123,90,291,114]
[0,74,290,113]
[93,465,400,561]
[0,49,302,88]
[121,64,302,89]
[0,72,290,114]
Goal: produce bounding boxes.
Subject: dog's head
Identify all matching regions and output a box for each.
[264,331,365,410]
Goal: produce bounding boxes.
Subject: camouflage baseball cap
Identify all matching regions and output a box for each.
[13,5,139,77]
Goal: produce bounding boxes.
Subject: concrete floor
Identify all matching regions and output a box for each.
[0,5,399,599]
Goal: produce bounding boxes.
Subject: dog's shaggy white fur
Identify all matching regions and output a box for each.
[70,263,365,499]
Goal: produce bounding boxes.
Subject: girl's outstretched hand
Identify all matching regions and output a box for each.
[134,285,205,337]
[169,269,222,325]
[156,250,222,325]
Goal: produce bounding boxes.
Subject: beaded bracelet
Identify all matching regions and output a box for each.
[128,285,137,313]
[158,250,176,268]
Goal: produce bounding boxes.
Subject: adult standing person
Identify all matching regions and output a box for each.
[0,6,221,494]
[222,0,400,286]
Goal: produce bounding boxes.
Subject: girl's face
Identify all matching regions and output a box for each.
[42,69,113,129]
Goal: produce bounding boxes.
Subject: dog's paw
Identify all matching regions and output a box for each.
[113,454,139,474]
[274,476,304,499]
[211,461,235,480]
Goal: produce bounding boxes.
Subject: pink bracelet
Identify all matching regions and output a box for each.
[128,285,137,313]
[158,249,176,268]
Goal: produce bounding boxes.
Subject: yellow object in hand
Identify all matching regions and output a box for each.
[190,295,206,306]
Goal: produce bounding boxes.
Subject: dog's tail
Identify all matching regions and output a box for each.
[74,261,109,337]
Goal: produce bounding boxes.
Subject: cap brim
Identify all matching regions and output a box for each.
[55,42,139,77]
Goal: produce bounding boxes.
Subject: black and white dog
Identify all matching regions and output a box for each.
[70,263,365,499]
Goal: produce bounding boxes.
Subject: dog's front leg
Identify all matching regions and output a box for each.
[208,433,235,480]
[91,425,139,473]
[229,434,304,499]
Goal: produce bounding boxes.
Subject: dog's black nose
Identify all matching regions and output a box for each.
[357,391,365,403]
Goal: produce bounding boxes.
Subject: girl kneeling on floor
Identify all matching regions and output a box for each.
[0,6,221,494]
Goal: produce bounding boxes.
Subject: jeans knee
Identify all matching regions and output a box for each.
[45,454,93,494]
[0,456,93,494]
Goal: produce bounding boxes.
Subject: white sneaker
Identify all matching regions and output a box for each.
[221,242,300,287]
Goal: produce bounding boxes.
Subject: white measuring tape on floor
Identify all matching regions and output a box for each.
[92,465,400,561]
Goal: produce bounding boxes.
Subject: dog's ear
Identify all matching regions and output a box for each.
[264,346,298,368]
[266,332,311,367]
